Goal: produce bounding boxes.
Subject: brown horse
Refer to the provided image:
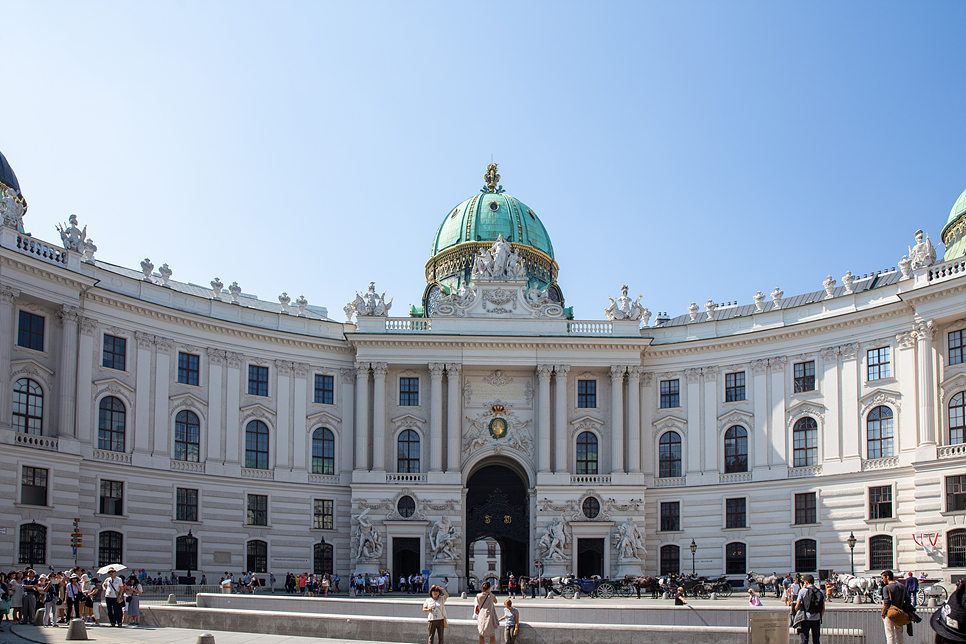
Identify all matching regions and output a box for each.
[622,575,661,599]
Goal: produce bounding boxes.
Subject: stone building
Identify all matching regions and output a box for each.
[1,154,965,590]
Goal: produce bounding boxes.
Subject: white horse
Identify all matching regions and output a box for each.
[836,573,875,602]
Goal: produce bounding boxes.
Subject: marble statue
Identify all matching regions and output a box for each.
[771,287,783,308]
[56,214,87,251]
[353,508,383,560]
[429,515,461,561]
[604,285,646,321]
[538,515,571,560]
[471,234,523,282]
[909,229,937,269]
[81,238,97,263]
[346,282,393,319]
[0,188,24,230]
[525,284,552,306]
[753,291,765,312]
[613,518,646,560]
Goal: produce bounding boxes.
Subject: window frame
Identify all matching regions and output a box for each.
[725,541,746,575]
[399,377,419,406]
[176,533,199,571]
[314,374,335,405]
[246,540,268,573]
[576,379,597,409]
[20,465,49,506]
[723,425,748,473]
[99,479,124,516]
[868,484,893,520]
[397,428,421,473]
[794,492,817,525]
[177,352,200,386]
[725,497,746,529]
[17,310,45,352]
[793,360,816,393]
[311,427,336,475]
[794,538,817,572]
[866,405,895,459]
[97,396,126,452]
[867,346,891,381]
[248,365,269,397]
[660,501,681,532]
[575,430,599,475]
[946,474,966,513]
[174,409,201,463]
[176,487,199,522]
[98,530,123,569]
[869,534,894,571]
[102,334,127,371]
[13,378,43,435]
[949,392,965,446]
[950,329,966,366]
[247,493,268,526]
[792,416,818,467]
[245,420,270,470]
[660,379,680,409]
[948,529,966,568]
[725,371,746,402]
[658,431,682,478]
[313,498,334,530]
[18,522,47,566]
[660,544,680,576]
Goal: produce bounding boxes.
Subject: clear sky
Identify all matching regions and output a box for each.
[3,1,965,322]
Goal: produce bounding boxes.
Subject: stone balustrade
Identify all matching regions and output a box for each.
[567,320,613,335]
[93,449,133,464]
[928,258,966,284]
[938,444,966,459]
[15,234,67,266]
[386,472,427,483]
[861,456,899,471]
[384,318,431,332]
[719,471,751,484]
[788,464,823,478]
[653,476,685,488]
[170,459,205,473]
[15,432,59,451]
[241,467,274,480]
[570,474,611,485]
[309,473,341,485]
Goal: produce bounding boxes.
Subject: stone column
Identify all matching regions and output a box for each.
[445,364,461,472]
[206,349,225,462]
[537,365,554,473]
[372,362,388,472]
[702,366,718,474]
[819,347,841,462]
[553,365,570,474]
[915,320,938,445]
[0,286,19,427]
[75,317,96,444]
[134,332,154,454]
[685,368,702,475]
[640,373,653,476]
[896,332,918,453]
[56,305,79,438]
[354,362,370,471]
[626,367,642,473]
[610,365,626,474]
[225,353,242,464]
[275,360,292,470]
[839,346,860,461]
[768,357,787,466]
[340,368,355,474]
[152,338,172,455]
[429,363,444,472]
[292,364,309,473]
[752,360,769,472]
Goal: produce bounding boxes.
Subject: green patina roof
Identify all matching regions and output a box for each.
[431,192,554,259]
[942,186,966,261]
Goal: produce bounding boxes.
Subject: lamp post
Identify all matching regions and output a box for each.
[847,531,857,576]
[185,529,197,584]
[690,539,697,576]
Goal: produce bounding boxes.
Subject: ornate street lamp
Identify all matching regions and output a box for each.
[847,531,857,575]
[690,539,697,576]
[185,529,197,584]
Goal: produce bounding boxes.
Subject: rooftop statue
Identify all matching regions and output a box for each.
[0,188,24,231]
[346,282,393,320]
[909,229,937,269]
[471,234,525,281]
[604,285,646,321]
[482,162,504,193]
[56,214,87,252]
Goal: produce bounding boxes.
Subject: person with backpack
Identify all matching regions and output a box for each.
[794,574,825,644]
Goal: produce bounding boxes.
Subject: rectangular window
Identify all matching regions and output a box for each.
[794,492,817,525]
[660,501,680,532]
[247,494,268,526]
[248,365,269,397]
[725,372,746,402]
[17,311,45,351]
[948,475,966,512]
[177,352,200,386]
[726,497,746,529]
[794,361,815,393]
[867,347,891,381]
[869,485,893,520]
[488,562,496,571]
[176,488,198,522]
[21,466,48,506]
[314,374,334,405]
[313,499,334,530]
[660,379,680,408]
[99,480,123,516]
[487,542,496,558]
[951,330,966,366]
[102,335,127,371]
[577,380,596,408]
[399,377,419,406]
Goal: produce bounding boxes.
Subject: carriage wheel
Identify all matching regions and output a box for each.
[936,585,949,605]
[718,583,733,597]
[869,590,882,604]
[918,589,926,606]
[560,586,575,599]
[595,584,614,599]
[696,584,710,600]
[618,584,633,597]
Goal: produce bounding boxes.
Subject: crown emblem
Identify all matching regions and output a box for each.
[491,404,505,414]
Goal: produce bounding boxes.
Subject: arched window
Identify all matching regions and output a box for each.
[174,410,200,462]
[794,538,816,572]
[659,431,682,478]
[869,534,893,570]
[13,378,43,435]
[247,540,267,573]
[948,529,966,568]
[176,534,198,571]
[245,420,270,470]
[397,429,420,473]
[660,544,680,575]
[312,428,335,475]
[576,431,598,475]
[98,531,123,568]
[98,396,126,452]
[949,392,965,445]
[725,542,746,575]
[724,426,748,473]
[867,406,894,459]
[314,541,333,575]
[18,522,46,566]
[792,417,817,467]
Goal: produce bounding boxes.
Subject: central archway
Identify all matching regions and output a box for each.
[465,462,529,587]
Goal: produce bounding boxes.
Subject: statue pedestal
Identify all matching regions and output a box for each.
[430,561,460,594]
[353,562,381,578]
[615,558,644,578]
[541,560,571,579]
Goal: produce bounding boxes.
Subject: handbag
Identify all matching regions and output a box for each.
[0,599,10,612]
[887,605,911,626]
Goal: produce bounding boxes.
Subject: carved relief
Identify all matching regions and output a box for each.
[752,359,767,375]
[207,348,226,366]
[340,368,354,384]
[135,331,154,350]
[463,406,533,458]
[702,366,719,382]
[769,356,787,371]
[80,317,97,336]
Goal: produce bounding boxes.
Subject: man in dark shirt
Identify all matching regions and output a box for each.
[904,572,920,607]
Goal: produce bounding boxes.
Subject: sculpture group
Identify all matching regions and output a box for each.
[604,285,648,322]
[471,234,527,281]
[0,188,24,230]
[345,282,393,320]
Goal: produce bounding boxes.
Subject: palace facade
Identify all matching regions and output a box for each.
[1,155,965,589]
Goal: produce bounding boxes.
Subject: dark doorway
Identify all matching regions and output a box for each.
[393,537,420,582]
[465,463,529,583]
[577,539,604,578]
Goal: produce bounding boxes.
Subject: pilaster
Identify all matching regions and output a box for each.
[914,320,939,461]
[276,360,292,470]
[839,345,860,463]
[768,357,787,468]
[340,368,355,475]
[702,366,718,477]
[292,363,309,474]
[640,373,653,477]
[537,365,553,473]
[75,317,96,444]
[0,286,18,426]
[152,337,172,457]
[445,364,461,472]
[372,362,387,472]
[225,352,242,464]
[354,362,370,471]
[553,365,570,473]
[610,365,626,474]
[133,331,154,455]
[429,363,444,472]
[626,366,642,473]
[206,348,225,463]
[56,305,79,438]
[685,368,702,475]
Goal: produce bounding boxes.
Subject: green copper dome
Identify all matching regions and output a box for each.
[431,192,554,259]
[942,186,966,261]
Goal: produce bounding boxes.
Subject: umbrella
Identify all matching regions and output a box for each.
[97,564,127,575]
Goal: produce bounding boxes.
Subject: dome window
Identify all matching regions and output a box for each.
[488,201,499,211]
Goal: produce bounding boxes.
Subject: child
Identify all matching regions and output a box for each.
[748,588,762,606]
[499,598,520,644]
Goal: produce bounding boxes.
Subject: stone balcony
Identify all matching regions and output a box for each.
[15,432,58,451]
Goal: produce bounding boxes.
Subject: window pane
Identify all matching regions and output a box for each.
[18,311,45,351]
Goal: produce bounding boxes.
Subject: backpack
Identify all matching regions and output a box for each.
[801,586,824,614]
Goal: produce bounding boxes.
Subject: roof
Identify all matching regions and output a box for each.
[0,150,21,193]
[431,192,554,259]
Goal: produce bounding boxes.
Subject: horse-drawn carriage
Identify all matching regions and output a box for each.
[558,576,631,598]
[918,578,948,606]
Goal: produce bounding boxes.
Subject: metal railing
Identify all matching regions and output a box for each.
[817,605,935,644]
[138,584,222,605]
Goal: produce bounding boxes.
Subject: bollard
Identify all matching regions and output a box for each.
[710,592,717,601]
[66,618,89,640]
[928,596,937,608]
[574,590,580,600]
[196,633,216,644]
[34,608,45,625]
[167,594,178,605]
[461,592,467,599]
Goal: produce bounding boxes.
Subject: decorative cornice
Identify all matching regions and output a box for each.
[0,284,21,304]
[0,254,95,291]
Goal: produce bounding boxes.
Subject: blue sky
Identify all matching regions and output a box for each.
[3,1,965,321]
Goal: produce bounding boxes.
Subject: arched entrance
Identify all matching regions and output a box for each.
[465,462,529,587]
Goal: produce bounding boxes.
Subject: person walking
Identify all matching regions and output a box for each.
[881,570,909,644]
[64,574,81,621]
[422,584,448,644]
[794,574,825,644]
[475,580,499,644]
[9,572,23,625]
[507,575,517,598]
[499,598,520,644]
[41,575,58,627]
[126,576,141,626]
[904,572,919,608]
[102,568,124,627]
